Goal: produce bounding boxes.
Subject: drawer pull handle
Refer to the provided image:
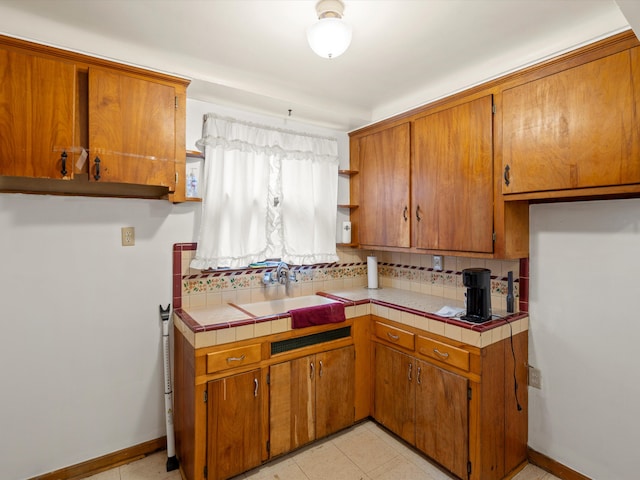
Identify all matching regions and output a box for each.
[226,354,246,363]
[504,164,511,186]
[387,332,400,341]
[254,378,259,398]
[433,348,450,359]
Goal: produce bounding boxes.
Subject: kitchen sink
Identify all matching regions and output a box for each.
[235,295,339,318]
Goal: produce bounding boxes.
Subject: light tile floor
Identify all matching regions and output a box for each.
[87,421,559,480]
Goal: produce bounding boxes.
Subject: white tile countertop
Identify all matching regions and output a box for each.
[174,287,528,349]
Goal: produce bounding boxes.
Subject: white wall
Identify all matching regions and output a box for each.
[528,198,640,480]
[0,194,200,479]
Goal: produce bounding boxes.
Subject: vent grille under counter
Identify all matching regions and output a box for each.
[271,326,351,355]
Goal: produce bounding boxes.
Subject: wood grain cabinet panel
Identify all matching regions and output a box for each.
[412,95,494,253]
[0,48,76,179]
[357,123,411,248]
[373,343,416,444]
[88,67,177,189]
[415,359,469,480]
[502,49,640,194]
[207,369,263,480]
[269,346,355,457]
[206,343,262,374]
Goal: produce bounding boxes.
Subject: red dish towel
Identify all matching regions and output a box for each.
[289,303,346,329]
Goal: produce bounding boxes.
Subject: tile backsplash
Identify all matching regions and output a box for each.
[173,243,528,313]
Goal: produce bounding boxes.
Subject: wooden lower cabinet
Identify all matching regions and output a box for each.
[374,344,469,478]
[207,369,264,480]
[175,315,525,480]
[372,318,528,480]
[269,345,355,457]
[415,359,469,480]
[373,343,415,444]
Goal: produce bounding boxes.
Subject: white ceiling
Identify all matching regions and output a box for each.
[0,0,638,131]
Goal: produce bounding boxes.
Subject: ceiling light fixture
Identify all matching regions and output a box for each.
[307,0,352,59]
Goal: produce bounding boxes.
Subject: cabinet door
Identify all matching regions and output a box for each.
[373,343,415,444]
[358,123,411,248]
[207,369,262,480]
[88,67,176,188]
[315,346,355,439]
[415,360,468,480]
[269,355,315,456]
[412,96,494,253]
[502,49,640,194]
[0,48,75,179]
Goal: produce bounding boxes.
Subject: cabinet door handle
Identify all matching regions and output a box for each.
[60,151,68,176]
[226,354,245,363]
[310,361,315,380]
[94,156,101,181]
[416,205,422,222]
[417,366,422,385]
[319,360,323,378]
[504,164,510,187]
[387,332,400,342]
[433,348,450,359]
[254,378,259,398]
[407,362,412,382]
[403,206,408,221]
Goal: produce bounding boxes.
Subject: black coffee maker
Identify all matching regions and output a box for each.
[461,268,492,323]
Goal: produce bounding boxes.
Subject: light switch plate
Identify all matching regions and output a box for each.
[433,255,443,271]
[121,227,135,246]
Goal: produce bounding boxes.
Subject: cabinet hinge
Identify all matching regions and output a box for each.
[266,373,270,385]
[467,461,472,475]
[492,231,496,242]
[175,96,179,109]
[203,465,208,478]
[203,391,208,403]
[467,387,472,400]
[492,104,496,114]
[266,440,270,454]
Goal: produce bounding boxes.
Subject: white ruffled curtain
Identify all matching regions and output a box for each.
[190,114,339,270]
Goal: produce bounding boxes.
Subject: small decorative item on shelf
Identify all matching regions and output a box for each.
[185,153,203,198]
[341,221,351,244]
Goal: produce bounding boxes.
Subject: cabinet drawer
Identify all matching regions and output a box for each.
[416,336,469,372]
[374,322,414,350]
[207,343,262,373]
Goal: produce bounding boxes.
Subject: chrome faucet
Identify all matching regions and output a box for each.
[276,262,289,285]
[262,262,297,286]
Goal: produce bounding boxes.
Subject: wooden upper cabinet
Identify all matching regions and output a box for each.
[502,49,640,195]
[412,96,494,253]
[88,67,177,189]
[0,48,76,179]
[358,122,411,248]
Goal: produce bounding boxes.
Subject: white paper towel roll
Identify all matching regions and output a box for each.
[342,221,352,244]
[367,256,378,289]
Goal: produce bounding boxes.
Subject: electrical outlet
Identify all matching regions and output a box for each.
[528,365,542,389]
[121,227,135,246]
[433,255,443,271]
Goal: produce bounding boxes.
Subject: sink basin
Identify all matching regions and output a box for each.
[235,295,339,318]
